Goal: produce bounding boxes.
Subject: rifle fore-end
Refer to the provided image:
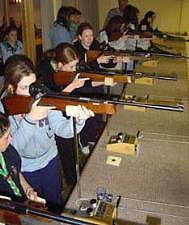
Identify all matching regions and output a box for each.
[54,71,75,86]
[54,71,131,85]
[0,210,22,225]
[3,95,116,115]
[86,50,149,62]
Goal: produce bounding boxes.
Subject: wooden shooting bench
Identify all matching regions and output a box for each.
[63,35,189,225]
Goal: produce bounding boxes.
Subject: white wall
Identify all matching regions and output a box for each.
[1,0,188,51]
[98,0,116,29]
[98,0,184,33]
[131,0,182,33]
[79,0,99,36]
[40,0,62,51]
[180,0,189,34]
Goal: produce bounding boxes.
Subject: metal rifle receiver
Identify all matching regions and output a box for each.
[29,82,49,100]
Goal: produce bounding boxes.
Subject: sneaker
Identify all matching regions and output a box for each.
[80,145,90,155]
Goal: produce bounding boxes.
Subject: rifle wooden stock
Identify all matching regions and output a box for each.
[53,71,176,88]
[108,32,122,42]
[87,47,187,62]
[97,69,177,82]
[86,50,150,63]
[53,71,132,86]
[3,95,116,115]
[0,209,22,225]
[127,31,154,38]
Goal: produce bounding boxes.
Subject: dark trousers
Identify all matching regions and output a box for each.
[55,115,105,187]
[55,136,77,186]
[79,114,105,147]
[23,155,63,214]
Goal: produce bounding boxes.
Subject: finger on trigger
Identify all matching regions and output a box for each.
[82,77,90,81]
[75,73,80,79]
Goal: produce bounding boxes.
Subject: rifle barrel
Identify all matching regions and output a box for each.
[51,93,184,112]
[87,50,188,62]
[127,50,187,58]
[121,101,184,112]
[153,75,177,81]
[108,96,184,112]
[131,72,177,81]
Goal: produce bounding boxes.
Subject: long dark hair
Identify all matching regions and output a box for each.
[76,22,93,37]
[4,25,18,36]
[68,6,82,17]
[143,11,155,22]
[4,54,35,93]
[123,4,139,27]
[55,6,70,30]
[55,42,78,64]
[104,15,125,39]
[0,113,10,138]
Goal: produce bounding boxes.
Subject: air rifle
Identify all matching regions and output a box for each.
[3,93,116,116]
[53,70,177,87]
[2,83,184,116]
[86,49,187,64]
[0,197,95,225]
[96,69,177,82]
[109,29,187,42]
[53,70,132,86]
[122,95,184,112]
[86,50,151,63]
[153,30,187,40]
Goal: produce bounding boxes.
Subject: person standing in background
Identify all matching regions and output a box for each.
[139,11,156,32]
[103,0,128,28]
[49,6,72,48]
[67,6,82,41]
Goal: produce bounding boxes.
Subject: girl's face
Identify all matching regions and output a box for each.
[119,0,128,11]
[13,73,36,96]
[7,30,18,44]
[79,29,94,49]
[148,14,156,23]
[58,59,79,72]
[70,14,81,24]
[151,14,156,23]
[0,128,11,152]
[136,12,140,20]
